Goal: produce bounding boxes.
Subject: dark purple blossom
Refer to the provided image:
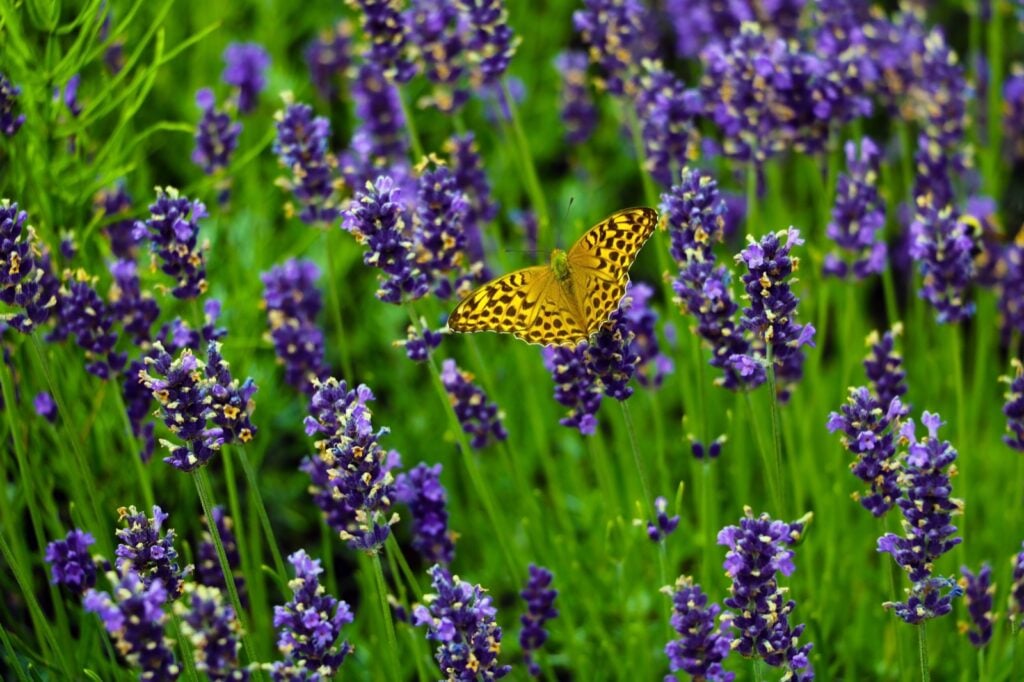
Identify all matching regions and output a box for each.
[175,583,249,681]
[84,569,180,680]
[192,88,242,178]
[273,98,341,225]
[909,193,977,324]
[197,506,248,609]
[459,0,519,88]
[635,61,701,187]
[204,342,259,448]
[1004,68,1024,162]
[396,318,444,362]
[45,529,97,592]
[554,50,598,145]
[572,0,648,96]
[115,505,188,598]
[440,358,507,449]
[108,259,160,345]
[520,564,558,677]
[1011,542,1024,625]
[394,462,455,565]
[133,187,209,299]
[413,564,511,680]
[307,21,353,100]
[261,259,329,394]
[960,564,994,648]
[446,133,497,271]
[823,137,887,279]
[222,43,270,114]
[0,201,58,332]
[664,0,749,58]
[719,508,814,680]
[663,575,734,682]
[690,435,725,461]
[302,377,399,551]
[646,496,680,542]
[409,0,467,112]
[270,549,354,679]
[33,391,57,423]
[49,271,126,379]
[59,74,82,117]
[619,282,672,387]
[94,183,137,260]
[0,73,25,137]
[350,0,417,82]
[413,161,469,299]
[343,63,410,188]
[1003,359,1024,452]
[863,326,908,410]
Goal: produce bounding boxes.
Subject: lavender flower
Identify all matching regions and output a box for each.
[395,462,455,564]
[446,132,497,270]
[635,60,701,187]
[33,391,57,423]
[396,318,444,362]
[413,564,511,680]
[84,569,180,680]
[620,282,672,387]
[413,160,469,298]
[49,270,126,379]
[458,0,519,88]
[572,0,647,96]
[909,194,978,324]
[94,183,137,260]
[1010,542,1024,625]
[409,0,467,112]
[45,529,97,592]
[261,259,329,394]
[959,564,994,648]
[823,137,887,278]
[664,0,748,59]
[349,0,417,82]
[543,343,603,435]
[204,342,259,448]
[878,412,963,624]
[646,496,680,542]
[175,583,249,681]
[1002,359,1024,452]
[520,564,558,677]
[197,506,248,608]
[555,50,598,145]
[719,508,814,680]
[998,236,1024,342]
[109,258,160,345]
[192,88,242,177]
[270,550,354,679]
[690,435,725,461]
[1004,67,1024,162]
[302,377,399,551]
[115,504,188,597]
[663,575,734,682]
[344,63,410,186]
[863,326,908,410]
[440,358,507,449]
[306,21,353,100]
[133,187,209,299]
[222,43,270,114]
[0,201,58,332]
[60,74,83,117]
[733,228,816,401]
[0,72,25,137]
[273,97,340,224]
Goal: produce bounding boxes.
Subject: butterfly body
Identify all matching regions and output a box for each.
[447,207,657,347]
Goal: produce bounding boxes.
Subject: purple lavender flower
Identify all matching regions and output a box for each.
[446,132,497,271]
[0,201,58,332]
[1003,359,1024,452]
[719,508,814,680]
[204,342,259,448]
[620,282,673,387]
[1011,542,1024,625]
[459,0,519,88]
[349,0,417,82]
[1004,68,1024,162]
[49,270,126,379]
[635,61,701,187]
[409,0,468,112]
[175,583,249,681]
[412,160,469,299]
[662,168,752,391]
[646,496,680,542]
[664,0,749,58]
[543,344,603,435]
[555,50,598,145]
[222,43,270,114]
[823,137,887,278]
[59,74,83,117]
[270,550,354,679]
[572,0,648,96]
[84,569,180,680]
[302,378,399,551]
[196,506,248,609]
[343,63,410,187]
[440,358,507,449]
[396,318,444,362]
[307,21,353,100]
[909,194,977,324]
[45,529,97,592]
[663,575,734,682]
[342,176,428,304]
[133,187,209,299]
[959,564,994,647]
[394,462,455,564]
[109,259,160,345]
[520,564,558,677]
[33,391,57,423]
[878,412,963,624]
[690,435,725,461]
[863,325,908,410]
[261,259,329,394]
[273,97,340,224]
[94,183,138,260]
[192,88,242,178]
[115,505,188,597]
[733,228,816,401]
[413,564,511,680]
[0,73,25,137]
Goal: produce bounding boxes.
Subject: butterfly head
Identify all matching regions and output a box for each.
[550,248,570,283]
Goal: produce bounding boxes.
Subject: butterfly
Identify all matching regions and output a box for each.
[447,207,658,346]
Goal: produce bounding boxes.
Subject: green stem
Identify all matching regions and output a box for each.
[170,610,201,682]
[765,346,786,517]
[324,227,355,383]
[112,387,155,509]
[984,1,1004,197]
[746,160,759,236]
[917,622,930,682]
[743,390,782,515]
[0,620,30,682]
[235,446,288,585]
[370,553,401,681]
[502,78,550,248]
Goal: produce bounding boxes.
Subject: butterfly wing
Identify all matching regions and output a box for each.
[566,207,658,333]
[447,266,589,346]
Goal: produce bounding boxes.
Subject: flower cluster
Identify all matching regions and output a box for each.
[440,358,507,449]
[133,187,209,299]
[114,505,189,597]
[446,133,497,272]
[192,88,241,178]
[261,259,330,395]
[619,282,672,387]
[863,326,908,410]
[413,564,511,680]
[572,0,648,96]
[174,583,249,680]
[646,496,680,542]
[45,529,97,593]
[554,50,598,145]
[307,21,352,100]
[49,270,126,379]
[33,391,58,422]
[1003,359,1024,452]
[302,378,399,551]
[396,318,444,362]
[196,505,248,608]
[409,0,467,112]
[718,508,814,681]
[520,564,558,677]
[270,550,354,679]
[878,412,963,624]
[344,62,410,184]
[349,0,417,83]
[394,462,455,565]
[222,42,270,114]
[1011,543,1024,625]
[84,569,180,680]
[94,184,138,260]
[1004,66,1024,162]
[959,564,994,648]
[109,259,160,345]
[664,0,747,59]
[0,72,25,137]
[663,575,734,682]
[823,137,887,278]
[635,60,701,187]
[273,97,341,224]
[1,201,58,332]
[412,159,470,298]
[909,193,978,324]
[459,0,519,88]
